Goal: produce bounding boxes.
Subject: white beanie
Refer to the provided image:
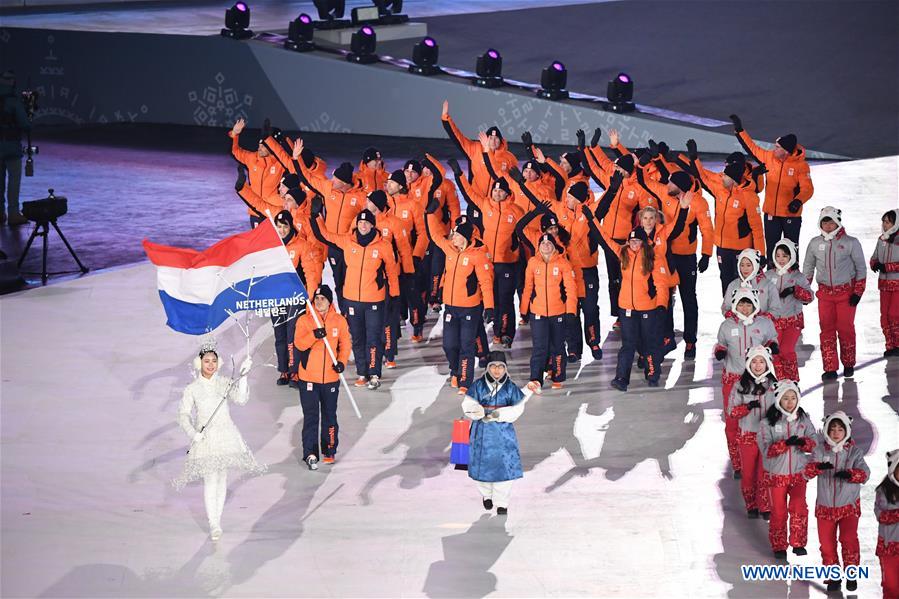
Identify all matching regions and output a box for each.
[731,288,760,325]
[744,345,775,383]
[888,449,899,486]
[737,248,762,285]
[772,238,798,276]
[774,380,801,422]
[818,206,844,241]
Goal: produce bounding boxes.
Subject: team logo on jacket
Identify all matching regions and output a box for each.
[732,201,740,208]
[350,198,357,206]
[507,215,514,223]
[536,268,542,275]
[788,168,795,176]
[402,210,409,219]
[462,257,469,265]
[332,328,338,337]
[382,228,390,236]
[552,267,559,276]
[628,191,635,199]
[372,249,379,258]
[270,166,277,174]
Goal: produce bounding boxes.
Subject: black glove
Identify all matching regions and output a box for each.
[657,141,670,157]
[647,139,660,159]
[793,183,801,196]
[609,170,624,192]
[508,166,524,185]
[816,461,834,470]
[698,254,710,273]
[752,164,768,177]
[714,349,727,361]
[648,283,657,299]
[638,151,652,167]
[519,313,529,325]
[332,361,345,374]
[413,257,422,271]
[729,114,743,132]
[833,470,852,480]
[654,306,666,316]
[758,255,767,270]
[787,199,802,214]
[311,195,324,217]
[425,195,440,215]
[271,126,284,141]
[768,342,780,355]
[483,308,495,325]
[590,128,602,147]
[388,295,401,315]
[746,399,761,410]
[313,327,327,339]
[447,158,464,179]
[872,261,884,273]
[576,129,586,151]
[849,294,861,307]
[261,117,272,138]
[785,435,803,447]
[779,286,795,299]
[686,139,698,161]
[521,131,533,147]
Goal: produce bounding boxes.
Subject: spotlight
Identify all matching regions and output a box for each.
[374,0,408,24]
[221,2,253,40]
[285,13,315,52]
[312,0,350,29]
[474,48,503,88]
[347,26,378,64]
[409,37,440,76]
[537,60,569,101]
[606,72,635,113]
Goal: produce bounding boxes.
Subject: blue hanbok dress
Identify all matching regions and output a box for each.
[461,375,526,483]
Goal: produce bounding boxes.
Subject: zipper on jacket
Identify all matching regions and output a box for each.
[357,245,366,301]
[774,162,784,215]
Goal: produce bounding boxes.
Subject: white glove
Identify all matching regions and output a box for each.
[239,356,253,377]
[192,430,206,444]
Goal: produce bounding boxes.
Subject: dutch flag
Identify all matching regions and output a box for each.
[142,220,307,335]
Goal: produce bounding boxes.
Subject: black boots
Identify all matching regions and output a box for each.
[747,509,760,519]
[482,498,493,510]
[496,507,508,515]
[792,546,807,556]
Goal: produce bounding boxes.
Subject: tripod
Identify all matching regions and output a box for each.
[17,218,89,284]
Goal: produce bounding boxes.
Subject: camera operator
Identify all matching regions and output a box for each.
[0,71,31,227]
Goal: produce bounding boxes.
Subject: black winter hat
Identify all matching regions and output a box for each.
[313,285,334,304]
[362,147,381,164]
[776,134,797,154]
[670,171,693,193]
[724,162,744,183]
[389,169,407,189]
[493,178,511,195]
[628,227,648,243]
[562,152,581,170]
[725,151,746,166]
[334,162,354,184]
[286,187,307,204]
[485,126,503,140]
[281,173,300,189]
[356,209,376,224]
[568,181,589,203]
[540,212,559,231]
[615,154,635,175]
[522,160,539,172]
[403,160,422,175]
[367,190,388,212]
[453,221,474,242]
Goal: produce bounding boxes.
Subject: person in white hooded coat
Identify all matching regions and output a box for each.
[174,341,265,540]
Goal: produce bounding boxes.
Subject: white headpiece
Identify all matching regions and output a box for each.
[818,206,843,241]
[774,380,801,422]
[822,411,852,453]
[737,248,762,286]
[745,345,775,383]
[887,449,899,487]
[882,210,899,241]
[192,337,219,373]
[731,288,760,325]
[773,238,798,276]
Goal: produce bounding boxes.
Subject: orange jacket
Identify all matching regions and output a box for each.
[266,136,328,182]
[597,227,670,311]
[638,174,714,257]
[302,168,366,235]
[457,176,524,264]
[315,225,400,302]
[426,213,495,308]
[230,132,284,216]
[521,252,578,317]
[387,192,428,260]
[695,159,765,253]
[441,114,517,197]
[737,130,813,217]
[374,211,415,274]
[237,184,286,220]
[355,161,389,194]
[583,147,660,239]
[293,306,351,384]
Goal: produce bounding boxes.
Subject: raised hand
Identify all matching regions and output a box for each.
[729,114,743,132]
[679,190,694,209]
[232,117,246,135]
[292,137,304,160]
[447,158,464,179]
[576,129,586,150]
[478,131,491,153]
[507,166,524,184]
[590,127,602,147]
[609,128,620,147]
[533,146,546,163]
[441,100,449,119]
[686,139,698,161]
[521,131,534,147]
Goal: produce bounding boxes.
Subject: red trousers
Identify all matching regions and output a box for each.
[739,436,771,512]
[722,372,742,473]
[881,288,899,351]
[882,554,899,599]
[769,480,808,551]
[817,292,857,371]
[774,324,801,381]
[816,514,859,566]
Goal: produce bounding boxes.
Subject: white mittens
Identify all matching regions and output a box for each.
[239,356,253,377]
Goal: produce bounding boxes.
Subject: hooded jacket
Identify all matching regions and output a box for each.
[728,346,777,436]
[871,211,899,291]
[715,289,779,375]
[757,382,816,485]
[230,132,285,215]
[763,239,814,323]
[802,207,866,296]
[804,412,869,519]
[456,176,525,264]
[721,248,776,316]
[694,158,765,253]
[875,450,899,556]
[520,251,578,317]
[583,147,660,240]
[425,213,495,309]
[737,129,814,217]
